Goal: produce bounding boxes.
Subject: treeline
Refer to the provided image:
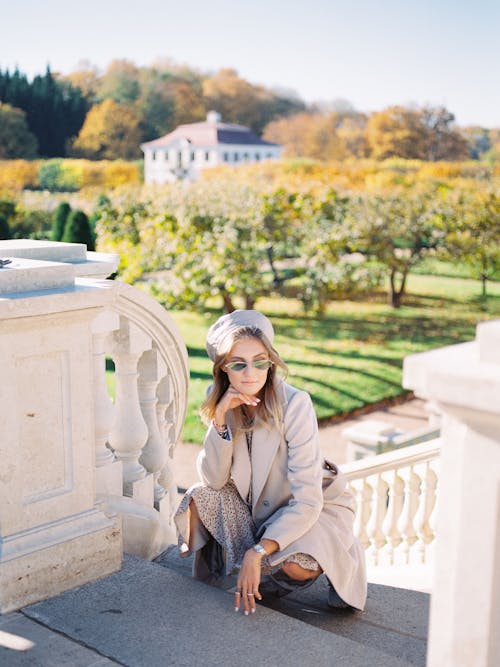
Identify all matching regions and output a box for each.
[0,68,88,157]
[264,106,500,163]
[0,62,304,160]
[1,60,498,163]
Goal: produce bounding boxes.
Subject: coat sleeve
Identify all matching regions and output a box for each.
[260,391,323,551]
[196,423,234,490]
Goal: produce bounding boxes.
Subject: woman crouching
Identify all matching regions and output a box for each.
[174,310,367,615]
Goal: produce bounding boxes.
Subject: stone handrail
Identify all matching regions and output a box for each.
[341,438,441,568]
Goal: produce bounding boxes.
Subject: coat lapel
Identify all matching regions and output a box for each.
[251,420,281,507]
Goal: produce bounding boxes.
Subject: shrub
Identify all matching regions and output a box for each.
[51,201,71,241]
[0,214,11,239]
[62,209,95,250]
[38,159,79,192]
[0,160,39,192]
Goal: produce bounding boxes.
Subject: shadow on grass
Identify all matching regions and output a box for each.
[288,359,402,388]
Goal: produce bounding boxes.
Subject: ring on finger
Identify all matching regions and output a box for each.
[246,593,254,597]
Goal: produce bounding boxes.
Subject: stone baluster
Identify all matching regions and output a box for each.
[366,472,389,566]
[108,316,153,503]
[395,465,421,565]
[157,377,178,508]
[138,348,169,504]
[412,459,438,564]
[91,310,123,497]
[349,478,373,551]
[380,469,404,565]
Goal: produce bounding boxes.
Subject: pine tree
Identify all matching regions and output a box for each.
[51,202,71,241]
[0,214,11,240]
[61,209,95,250]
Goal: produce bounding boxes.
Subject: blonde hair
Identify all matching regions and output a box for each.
[200,326,288,434]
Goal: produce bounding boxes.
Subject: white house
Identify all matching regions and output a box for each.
[140,111,283,184]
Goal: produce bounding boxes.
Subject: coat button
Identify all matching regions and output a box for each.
[262,500,270,507]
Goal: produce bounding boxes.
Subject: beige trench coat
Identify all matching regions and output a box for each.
[196,380,367,610]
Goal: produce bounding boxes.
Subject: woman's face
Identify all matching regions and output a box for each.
[224,337,271,397]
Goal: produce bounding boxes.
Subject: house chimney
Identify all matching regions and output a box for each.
[207,110,221,123]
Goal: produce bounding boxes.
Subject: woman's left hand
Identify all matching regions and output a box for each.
[234,549,263,615]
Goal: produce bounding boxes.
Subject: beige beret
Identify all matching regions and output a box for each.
[206,309,275,361]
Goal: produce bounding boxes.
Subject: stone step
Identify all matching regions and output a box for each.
[156,546,429,667]
[12,554,427,667]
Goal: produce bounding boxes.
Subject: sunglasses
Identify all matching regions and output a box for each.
[224,359,274,372]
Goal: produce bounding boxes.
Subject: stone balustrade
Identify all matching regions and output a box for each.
[95,281,189,558]
[343,439,440,569]
[0,241,189,612]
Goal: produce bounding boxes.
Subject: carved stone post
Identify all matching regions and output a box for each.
[109,317,153,504]
[0,250,122,613]
[138,348,168,503]
[404,319,500,667]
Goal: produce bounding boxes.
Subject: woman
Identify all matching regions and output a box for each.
[175,310,367,615]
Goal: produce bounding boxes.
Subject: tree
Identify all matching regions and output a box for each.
[365,106,427,160]
[202,68,303,134]
[0,66,88,157]
[63,62,100,102]
[419,106,468,161]
[366,105,469,162]
[0,215,11,240]
[0,103,38,158]
[72,99,142,159]
[443,188,500,298]
[263,111,368,160]
[51,202,71,241]
[62,209,95,250]
[96,59,141,105]
[345,191,445,307]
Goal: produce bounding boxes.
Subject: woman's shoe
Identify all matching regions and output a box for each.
[327,579,353,610]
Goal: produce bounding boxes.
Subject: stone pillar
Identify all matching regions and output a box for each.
[403,320,500,667]
[0,256,122,613]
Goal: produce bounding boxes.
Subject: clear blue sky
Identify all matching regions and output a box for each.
[1,0,499,127]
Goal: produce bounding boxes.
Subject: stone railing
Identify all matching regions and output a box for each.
[342,439,441,569]
[0,240,189,612]
[92,280,189,559]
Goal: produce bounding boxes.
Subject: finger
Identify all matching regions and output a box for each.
[234,589,241,612]
[247,591,257,614]
[242,589,250,616]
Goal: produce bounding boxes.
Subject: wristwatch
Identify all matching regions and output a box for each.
[252,543,267,557]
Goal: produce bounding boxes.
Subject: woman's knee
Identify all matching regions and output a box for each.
[281,561,321,581]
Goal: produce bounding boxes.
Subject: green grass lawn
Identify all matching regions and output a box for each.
[164,273,500,443]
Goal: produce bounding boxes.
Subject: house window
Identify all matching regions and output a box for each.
[191,151,195,161]
[266,153,273,159]
[255,153,260,161]
[223,152,229,162]
[234,153,239,162]
[152,151,156,161]
[243,152,249,161]
[205,151,210,161]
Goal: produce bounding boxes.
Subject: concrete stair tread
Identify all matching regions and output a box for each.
[156,547,429,666]
[18,554,427,667]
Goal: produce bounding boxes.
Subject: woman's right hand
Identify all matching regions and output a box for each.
[214,385,260,425]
